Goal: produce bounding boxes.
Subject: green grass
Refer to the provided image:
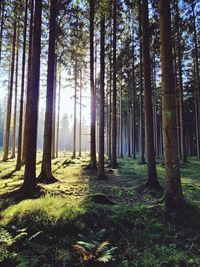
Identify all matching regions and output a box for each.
[0,153,200,266]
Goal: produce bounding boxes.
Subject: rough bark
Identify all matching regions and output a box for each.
[22,0,42,192]
[111,0,117,168]
[98,15,105,178]
[89,0,97,168]
[3,19,17,161]
[142,0,160,188]
[16,0,28,170]
[159,0,183,208]
[38,0,57,184]
[56,67,61,158]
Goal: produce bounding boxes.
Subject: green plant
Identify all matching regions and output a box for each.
[73,240,118,267]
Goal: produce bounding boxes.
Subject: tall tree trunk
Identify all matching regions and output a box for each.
[175,0,187,162]
[139,2,145,165]
[192,2,200,159]
[22,0,42,193]
[51,55,57,159]
[98,15,105,178]
[56,67,61,158]
[3,19,17,161]
[72,59,77,159]
[120,71,123,158]
[111,0,117,168]
[131,26,136,159]
[38,0,57,184]
[16,0,28,170]
[142,0,160,188]
[79,68,82,157]
[89,0,96,168]
[11,24,20,159]
[0,0,5,62]
[159,0,183,208]
[22,0,34,163]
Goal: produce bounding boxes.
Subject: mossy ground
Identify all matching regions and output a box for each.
[0,152,200,266]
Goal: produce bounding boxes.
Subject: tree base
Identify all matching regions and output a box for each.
[138,160,146,165]
[145,180,162,190]
[37,173,58,184]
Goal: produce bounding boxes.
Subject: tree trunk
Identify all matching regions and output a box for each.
[120,71,123,158]
[192,2,200,159]
[175,0,187,163]
[0,0,5,62]
[11,23,20,159]
[16,0,28,170]
[159,0,183,208]
[79,68,82,157]
[22,0,42,193]
[89,0,97,168]
[38,0,57,184]
[3,19,17,161]
[22,0,34,163]
[111,0,117,168]
[51,54,57,159]
[98,15,105,178]
[72,59,77,159]
[56,67,61,158]
[139,2,145,165]
[142,0,160,188]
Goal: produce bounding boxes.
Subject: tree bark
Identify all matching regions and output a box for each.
[22,0,42,192]
[38,0,57,184]
[111,0,117,168]
[0,0,5,62]
[89,0,97,168]
[98,14,105,178]
[11,23,20,159]
[22,0,34,163]
[79,68,82,157]
[72,58,77,159]
[56,67,61,158]
[159,0,183,208]
[142,0,160,188]
[16,0,28,170]
[3,19,17,161]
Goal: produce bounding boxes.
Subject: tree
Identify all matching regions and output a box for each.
[22,0,42,193]
[89,0,97,169]
[159,0,183,208]
[142,0,160,188]
[38,0,58,184]
[16,0,28,170]
[3,12,17,162]
[98,13,105,178]
[111,0,117,168]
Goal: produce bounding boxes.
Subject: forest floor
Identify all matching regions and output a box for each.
[0,153,200,267]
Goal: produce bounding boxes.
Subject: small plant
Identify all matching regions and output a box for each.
[73,240,118,267]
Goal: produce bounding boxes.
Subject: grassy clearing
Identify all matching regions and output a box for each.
[0,153,200,266]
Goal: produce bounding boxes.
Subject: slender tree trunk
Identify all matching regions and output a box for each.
[131,26,136,159]
[139,3,145,164]
[38,0,57,184]
[22,0,42,193]
[98,15,105,178]
[108,39,112,160]
[56,67,61,158]
[111,0,117,168]
[11,24,20,159]
[175,0,187,162]
[89,0,96,168]
[51,55,57,159]
[120,71,123,158]
[79,68,82,157]
[72,59,77,159]
[142,0,160,188]
[3,19,17,161]
[22,0,34,163]
[16,0,28,170]
[0,0,4,62]
[159,0,183,208]
[192,2,200,159]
